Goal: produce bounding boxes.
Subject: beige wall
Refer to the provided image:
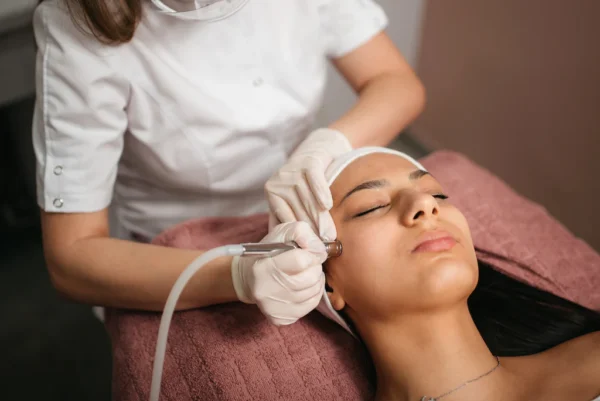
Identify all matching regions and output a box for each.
[412,0,600,250]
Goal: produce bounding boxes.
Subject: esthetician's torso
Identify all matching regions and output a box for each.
[111,1,330,239]
[35,0,334,239]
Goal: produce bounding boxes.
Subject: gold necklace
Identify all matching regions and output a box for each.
[420,356,500,401]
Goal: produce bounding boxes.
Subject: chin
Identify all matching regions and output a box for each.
[420,255,478,304]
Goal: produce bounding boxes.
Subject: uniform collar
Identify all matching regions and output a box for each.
[148,0,249,21]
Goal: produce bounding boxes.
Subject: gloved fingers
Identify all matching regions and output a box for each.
[262,274,324,305]
[304,161,333,210]
[281,273,325,304]
[268,248,325,276]
[267,195,301,227]
[286,221,327,256]
[268,180,316,232]
[295,282,325,311]
[291,168,337,241]
[266,315,298,326]
[271,257,324,291]
[262,221,325,255]
[316,209,337,241]
[267,212,279,233]
[293,180,322,233]
[261,281,325,326]
[266,179,322,236]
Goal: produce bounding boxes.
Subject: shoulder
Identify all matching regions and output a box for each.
[310,0,388,58]
[34,0,114,57]
[548,331,600,371]
[32,0,126,95]
[34,0,75,42]
[530,332,600,400]
[569,331,600,383]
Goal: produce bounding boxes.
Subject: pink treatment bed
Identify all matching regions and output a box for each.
[104,150,600,401]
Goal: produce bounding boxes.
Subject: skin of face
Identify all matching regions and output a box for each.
[325,153,479,326]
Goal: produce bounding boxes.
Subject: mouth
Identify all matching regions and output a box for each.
[412,229,457,253]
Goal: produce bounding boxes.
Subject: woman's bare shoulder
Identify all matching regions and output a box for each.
[526,331,600,400]
[545,331,600,368]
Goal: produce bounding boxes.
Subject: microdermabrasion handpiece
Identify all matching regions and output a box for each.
[240,240,343,258]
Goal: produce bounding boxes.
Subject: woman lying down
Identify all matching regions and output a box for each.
[299,147,600,401]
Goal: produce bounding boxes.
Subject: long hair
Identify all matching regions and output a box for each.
[41,0,142,45]
[468,258,600,356]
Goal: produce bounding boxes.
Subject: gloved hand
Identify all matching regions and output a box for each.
[231,221,328,326]
[265,128,352,240]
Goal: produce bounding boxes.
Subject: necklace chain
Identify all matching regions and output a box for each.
[420,356,500,401]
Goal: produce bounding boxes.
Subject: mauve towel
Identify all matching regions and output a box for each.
[105,150,600,401]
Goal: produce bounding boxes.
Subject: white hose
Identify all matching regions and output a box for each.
[149,244,245,401]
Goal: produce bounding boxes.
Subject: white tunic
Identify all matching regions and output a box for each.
[32,0,387,240]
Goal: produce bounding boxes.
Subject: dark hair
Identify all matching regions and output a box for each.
[49,0,142,45]
[469,255,600,356]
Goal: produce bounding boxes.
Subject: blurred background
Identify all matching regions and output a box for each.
[0,0,598,399]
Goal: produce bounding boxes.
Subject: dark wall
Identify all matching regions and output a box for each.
[413,0,600,250]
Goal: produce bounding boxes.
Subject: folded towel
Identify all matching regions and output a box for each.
[105,150,600,401]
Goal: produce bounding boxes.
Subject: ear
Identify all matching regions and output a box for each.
[327,288,346,311]
[324,263,345,310]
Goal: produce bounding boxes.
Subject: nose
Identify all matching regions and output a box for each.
[399,191,439,227]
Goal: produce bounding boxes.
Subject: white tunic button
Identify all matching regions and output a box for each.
[53,198,64,208]
[53,166,63,175]
[253,77,264,87]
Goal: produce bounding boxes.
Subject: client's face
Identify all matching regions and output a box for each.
[325,154,478,322]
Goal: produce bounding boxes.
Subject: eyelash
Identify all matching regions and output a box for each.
[354,204,389,217]
[353,193,449,218]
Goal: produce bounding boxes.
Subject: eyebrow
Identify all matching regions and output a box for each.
[409,170,430,180]
[339,170,430,205]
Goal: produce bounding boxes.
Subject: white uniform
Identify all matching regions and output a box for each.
[32,0,387,240]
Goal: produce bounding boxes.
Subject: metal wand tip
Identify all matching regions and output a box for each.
[324,240,343,258]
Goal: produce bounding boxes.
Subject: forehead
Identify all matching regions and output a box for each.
[330,153,420,193]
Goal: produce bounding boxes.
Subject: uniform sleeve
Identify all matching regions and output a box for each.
[318,0,389,58]
[32,2,129,213]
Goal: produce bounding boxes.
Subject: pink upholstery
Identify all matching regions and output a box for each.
[105,150,600,401]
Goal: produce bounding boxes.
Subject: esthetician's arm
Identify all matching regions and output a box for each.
[41,209,236,311]
[329,32,426,147]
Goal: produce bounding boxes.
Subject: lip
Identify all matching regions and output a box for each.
[412,230,457,253]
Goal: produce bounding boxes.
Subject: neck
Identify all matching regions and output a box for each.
[358,305,510,401]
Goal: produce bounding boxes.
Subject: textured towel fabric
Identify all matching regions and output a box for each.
[105,150,600,401]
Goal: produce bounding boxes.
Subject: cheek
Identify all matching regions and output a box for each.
[327,219,415,314]
[339,222,393,266]
[445,207,477,264]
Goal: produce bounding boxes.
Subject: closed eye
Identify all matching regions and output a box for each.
[353,194,446,218]
[353,204,390,218]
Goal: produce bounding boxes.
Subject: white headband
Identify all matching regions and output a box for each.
[316,147,427,336]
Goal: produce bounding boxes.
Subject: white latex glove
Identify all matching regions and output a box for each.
[231,221,328,326]
[265,128,352,241]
